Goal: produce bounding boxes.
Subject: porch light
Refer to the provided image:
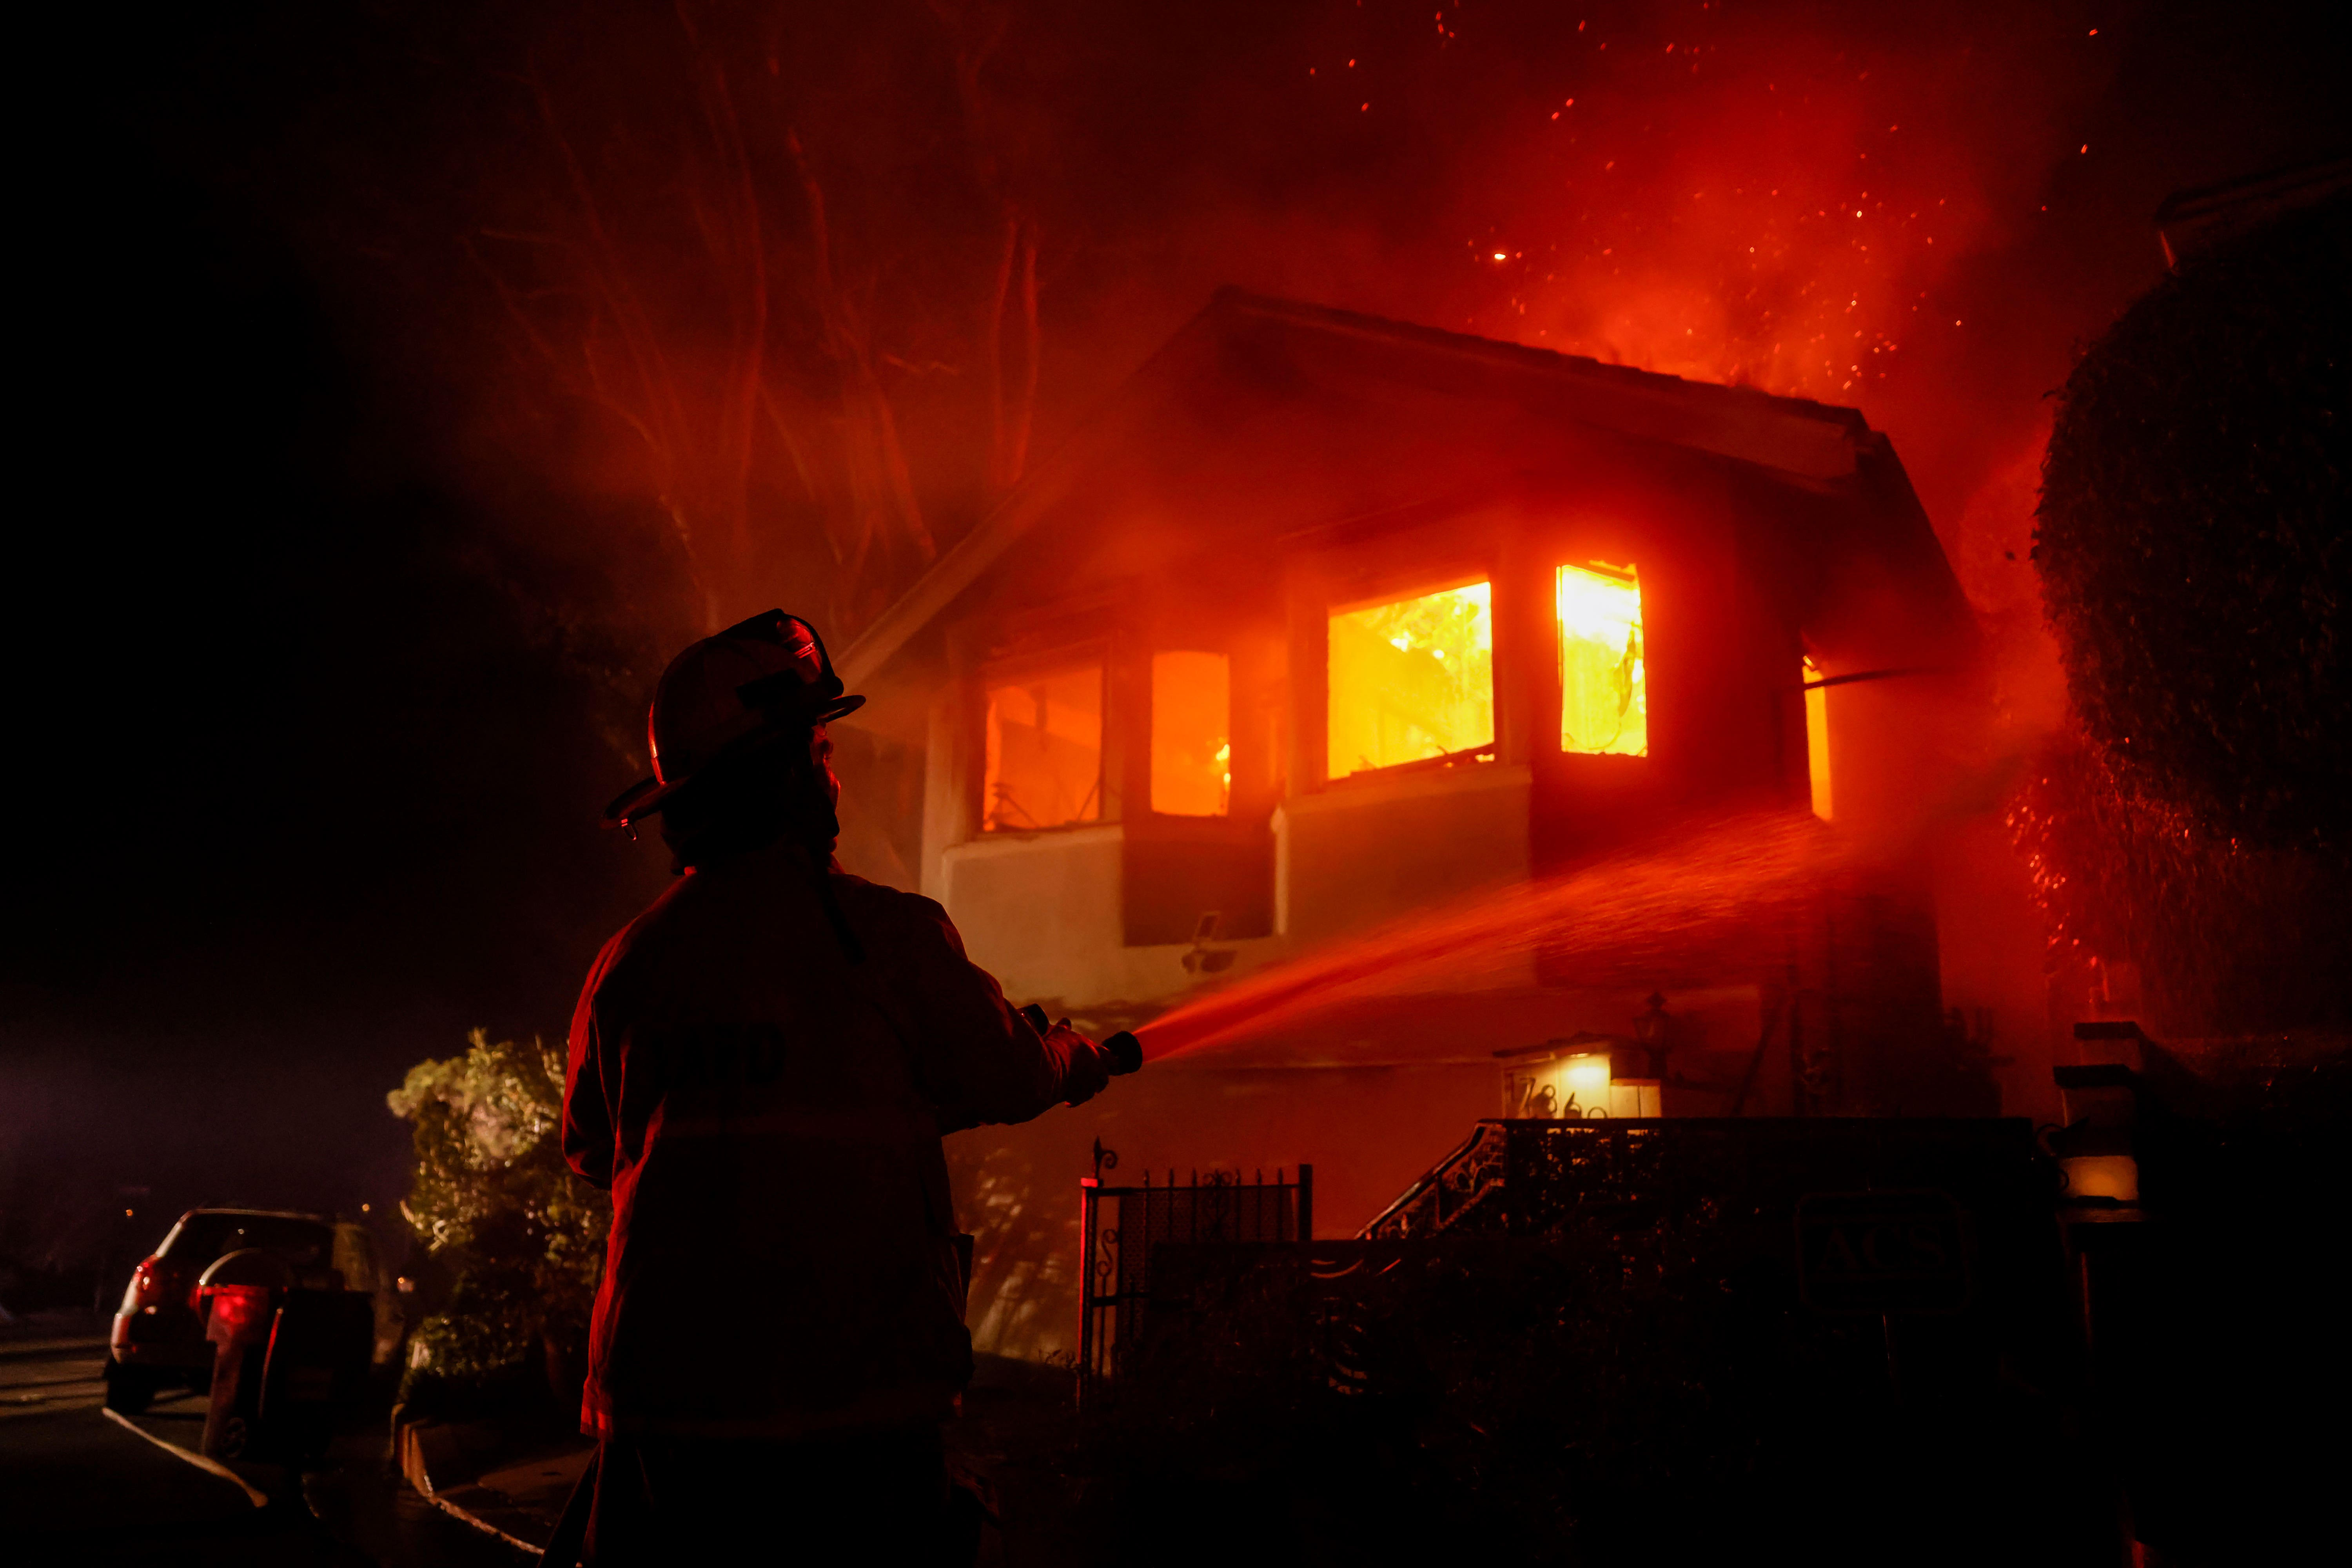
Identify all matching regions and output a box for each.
[1498,1035,1665,1119]
[1557,562,1645,756]
[1562,1052,1613,1111]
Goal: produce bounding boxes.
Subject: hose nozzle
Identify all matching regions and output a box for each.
[1019,1004,1143,1076]
[1102,1030,1143,1076]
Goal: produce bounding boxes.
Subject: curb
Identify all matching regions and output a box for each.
[102,1406,272,1509]
[390,1403,569,1557]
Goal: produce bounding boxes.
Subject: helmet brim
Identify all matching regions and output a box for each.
[599,693,865,829]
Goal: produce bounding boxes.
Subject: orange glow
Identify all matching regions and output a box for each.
[1438,20,2023,408]
[1327,581,1494,780]
[1151,650,1231,817]
[1503,1051,1662,1119]
[983,663,1102,831]
[1803,656,1833,821]
[1557,562,1646,755]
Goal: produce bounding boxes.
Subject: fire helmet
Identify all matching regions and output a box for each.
[600,610,864,829]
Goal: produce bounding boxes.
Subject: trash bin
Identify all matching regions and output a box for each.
[198,1248,289,1461]
[258,1286,374,1465]
[196,1247,375,1467]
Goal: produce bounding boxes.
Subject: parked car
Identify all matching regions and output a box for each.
[106,1207,401,1412]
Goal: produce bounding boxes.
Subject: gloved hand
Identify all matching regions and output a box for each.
[1053,1025,1112,1107]
[1020,1004,1111,1106]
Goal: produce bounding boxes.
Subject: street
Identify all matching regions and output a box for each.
[1,1327,527,1567]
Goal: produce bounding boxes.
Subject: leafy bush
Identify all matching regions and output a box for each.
[2033,198,2348,853]
[2007,727,2352,1034]
[387,1029,606,1406]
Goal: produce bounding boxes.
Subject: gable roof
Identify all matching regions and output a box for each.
[841,288,1887,689]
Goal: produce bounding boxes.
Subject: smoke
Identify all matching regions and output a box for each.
[257,3,2130,634]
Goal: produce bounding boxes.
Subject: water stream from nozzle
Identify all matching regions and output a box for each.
[1132,808,1851,1062]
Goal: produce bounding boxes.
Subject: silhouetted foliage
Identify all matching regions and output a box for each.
[387,1030,606,1406]
[2007,727,2352,1033]
[2034,198,2349,853]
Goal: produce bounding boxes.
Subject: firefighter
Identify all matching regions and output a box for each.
[558,610,1120,1564]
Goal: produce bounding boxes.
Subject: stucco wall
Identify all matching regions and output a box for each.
[1277,762,1533,950]
[940,826,1285,1008]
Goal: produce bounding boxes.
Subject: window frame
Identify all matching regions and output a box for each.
[974,642,1111,836]
[1320,568,1502,787]
[1553,558,1649,760]
[1144,645,1235,820]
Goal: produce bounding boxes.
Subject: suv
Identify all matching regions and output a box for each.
[107,1207,400,1412]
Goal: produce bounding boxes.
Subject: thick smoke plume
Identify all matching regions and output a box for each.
[324,2,2145,649]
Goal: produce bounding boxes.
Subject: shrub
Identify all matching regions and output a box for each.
[387,1029,606,1406]
[2006,727,2352,1034]
[2033,198,2349,853]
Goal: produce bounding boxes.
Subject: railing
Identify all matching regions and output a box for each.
[1363,1117,2048,1241]
[1355,1122,1503,1239]
[1078,1157,1311,1397]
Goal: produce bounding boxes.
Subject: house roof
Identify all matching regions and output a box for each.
[841,289,1900,690]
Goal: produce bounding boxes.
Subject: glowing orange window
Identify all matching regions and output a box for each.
[982,663,1102,831]
[1151,651,1230,817]
[1327,581,1494,780]
[1803,656,1833,821]
[1557,562,1646,756]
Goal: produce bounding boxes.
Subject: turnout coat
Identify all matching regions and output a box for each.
[563,835,1104,1439]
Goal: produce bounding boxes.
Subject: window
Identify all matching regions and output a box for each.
[1557,562,1646,756]
[1803,656,1833,821]
[1327,581,1494,780]
[983,662,1102,831]
[1151,651,1230,816]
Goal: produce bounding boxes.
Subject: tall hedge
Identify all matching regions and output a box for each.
[2034,198,2349,853]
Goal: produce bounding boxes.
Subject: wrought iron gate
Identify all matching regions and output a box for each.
[1078,1156,1311,1397]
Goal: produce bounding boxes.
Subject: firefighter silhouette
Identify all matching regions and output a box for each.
[556,612,1124,1564]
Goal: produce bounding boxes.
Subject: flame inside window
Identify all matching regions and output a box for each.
[983,663,1102,831]
[1151,650,1231,817]
[1803,656,1833,821]
[1327,581,1494,780]
[1557,562,1646,756]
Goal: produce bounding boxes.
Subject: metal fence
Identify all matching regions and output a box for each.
[1078,1162,1311,1396]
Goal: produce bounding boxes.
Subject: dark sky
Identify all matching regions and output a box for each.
[5,0,2340,1278]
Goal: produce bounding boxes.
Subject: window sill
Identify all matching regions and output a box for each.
[953,822,1126,853]
[1289,760,1532,815]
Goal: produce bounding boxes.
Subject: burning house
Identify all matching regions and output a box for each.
[832,289,1987,1359]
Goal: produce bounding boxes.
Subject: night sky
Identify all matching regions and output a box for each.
[5,0,2339,1283]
